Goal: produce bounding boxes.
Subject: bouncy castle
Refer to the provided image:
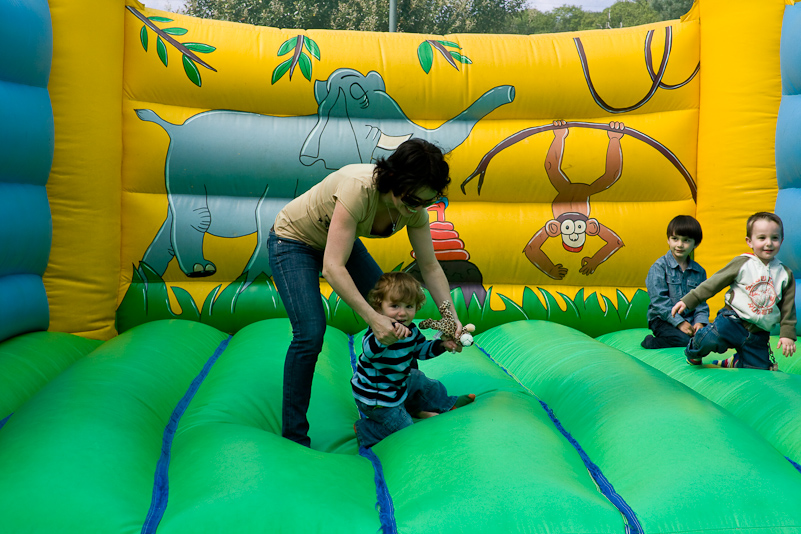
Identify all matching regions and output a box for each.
[2,0,801,531]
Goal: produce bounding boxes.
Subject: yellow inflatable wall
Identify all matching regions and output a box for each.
[42,0,787,339]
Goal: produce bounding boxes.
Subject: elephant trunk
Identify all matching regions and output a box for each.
[425,85,515,153]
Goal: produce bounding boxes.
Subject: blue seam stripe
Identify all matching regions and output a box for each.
[359,446,398,534]
[476,343,643,534]
[141,335,232,534]
[0,413,11,430]
[787,457,801,474]
[349,334,358,373]
[537,400,642,534]
[350,334,398,534]
[349,335,367,419]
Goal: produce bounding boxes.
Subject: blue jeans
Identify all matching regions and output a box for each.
[354,369,456,448]
[686,309,772,369]
[268,230,383,447]
[642,317,692,349]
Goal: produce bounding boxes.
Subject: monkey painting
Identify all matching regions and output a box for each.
[524,120,625,280]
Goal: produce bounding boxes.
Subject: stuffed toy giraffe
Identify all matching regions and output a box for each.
[419,300,476,346]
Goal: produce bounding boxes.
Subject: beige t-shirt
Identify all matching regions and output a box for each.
[273,164,429,251]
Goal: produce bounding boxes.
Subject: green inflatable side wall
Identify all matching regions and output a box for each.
[0,332,101,418]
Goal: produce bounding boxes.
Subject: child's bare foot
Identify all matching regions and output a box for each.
[415,411,440,419]
[450,394,476,411]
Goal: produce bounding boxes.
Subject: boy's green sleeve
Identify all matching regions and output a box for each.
[681,256,746,311]
[779,269,797,340]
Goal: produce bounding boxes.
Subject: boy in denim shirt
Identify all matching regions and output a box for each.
[672,212,796,369]
[642,215,709,349]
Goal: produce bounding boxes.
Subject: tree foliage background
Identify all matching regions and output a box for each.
[181,0,694,34]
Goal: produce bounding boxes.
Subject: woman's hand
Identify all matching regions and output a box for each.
[370,314,410,345]
[451,320,464,352]
[440,337,463,353]
[440,317,464,353]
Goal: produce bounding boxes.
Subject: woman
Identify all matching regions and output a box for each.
[268,139,464,448]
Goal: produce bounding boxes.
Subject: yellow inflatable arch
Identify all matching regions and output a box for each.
[2,0,801,532]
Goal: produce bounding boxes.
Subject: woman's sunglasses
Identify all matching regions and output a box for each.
[401,193,443,212]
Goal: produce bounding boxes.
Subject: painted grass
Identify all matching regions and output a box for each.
[117,263,648,337]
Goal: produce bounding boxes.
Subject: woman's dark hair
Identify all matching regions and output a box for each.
[373,139,450,197]
[667,215,703,246]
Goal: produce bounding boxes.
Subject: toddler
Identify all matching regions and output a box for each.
[352,272,475,448]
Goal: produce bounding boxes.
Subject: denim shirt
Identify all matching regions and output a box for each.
[645,251,709,327]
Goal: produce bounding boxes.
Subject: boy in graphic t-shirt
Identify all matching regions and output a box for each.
[672,212,797,369]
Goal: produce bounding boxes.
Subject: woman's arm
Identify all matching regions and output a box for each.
[322,202,400,344]
[407,223,463,348]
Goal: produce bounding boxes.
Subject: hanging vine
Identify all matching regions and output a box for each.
[128,6,217,87]
[272,35,321,84]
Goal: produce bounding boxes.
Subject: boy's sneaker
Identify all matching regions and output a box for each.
[711,357,735,368]
[685,353,702,366]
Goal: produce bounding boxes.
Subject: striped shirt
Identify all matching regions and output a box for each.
[352,323,445,407]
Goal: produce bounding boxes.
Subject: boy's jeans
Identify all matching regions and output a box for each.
[643,317,692,349]
[268,230,382,447]
[686,309,772,369]
[354,369,457,448]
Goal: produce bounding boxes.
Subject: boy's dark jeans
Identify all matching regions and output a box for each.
[685,309,772,369]
[642,317,693,349]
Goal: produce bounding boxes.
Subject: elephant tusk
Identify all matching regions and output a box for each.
[376,132,412,150]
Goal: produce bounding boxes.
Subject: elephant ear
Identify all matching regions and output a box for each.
[316,68,366,105]
[299,87,361,169]
[364,71,386,93]
[313,80,329,106]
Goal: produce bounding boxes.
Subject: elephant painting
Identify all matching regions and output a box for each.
[137,68,515,283]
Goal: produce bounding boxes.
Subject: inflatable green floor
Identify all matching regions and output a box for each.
[3,319,801,533]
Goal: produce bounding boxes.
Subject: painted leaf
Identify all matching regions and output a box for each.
[298,52,312,81]
[417,41,434,74]
[162,27,188,36]
[139,25,148,51]
[304,37,321,60]
[437,40,461,49]
[156,36,168,67]
[450,51,473,64]
[277,37,298,56]
[147,16,173,22]
[183,42,216,53]
[271,58,292,84]
[183,55,201,87]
